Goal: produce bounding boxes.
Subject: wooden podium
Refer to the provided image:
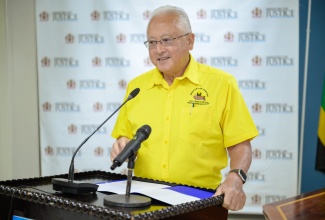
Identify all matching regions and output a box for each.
[0,171,227,220]
[263,188,325,220]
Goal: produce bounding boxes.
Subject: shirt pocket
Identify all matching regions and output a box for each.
[179,105,213,146]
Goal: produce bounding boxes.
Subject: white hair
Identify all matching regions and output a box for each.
[147,5,192,34]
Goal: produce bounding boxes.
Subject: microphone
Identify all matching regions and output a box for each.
[51,88,140,195]
[111,125,151,170]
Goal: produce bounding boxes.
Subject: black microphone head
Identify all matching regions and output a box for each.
[128,88,140,100]
[137,125,151,140]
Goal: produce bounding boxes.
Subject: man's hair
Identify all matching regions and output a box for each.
[147,5,192,34]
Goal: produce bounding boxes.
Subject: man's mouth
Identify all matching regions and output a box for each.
[158,57,169,61]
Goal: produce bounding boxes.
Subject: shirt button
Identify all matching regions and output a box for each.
[164,140,168,144]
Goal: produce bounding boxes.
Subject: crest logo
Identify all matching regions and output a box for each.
[224,32,234,42]
[118,80,127,89]
[44,146,54,155]
[143,10,150,20]
[197,57,207,64]
[197,9,207,19]
[252,103,262,113]
[94,147,104,156]
[65,33,75,44]
[116,33,126,43]
[251,194,262,204]
[41,57,51,67]
[93,102,103,112]
[67,79,76,89]
[252,149,262,159]
[91,10,100,21]
[68,124,77,134]
[92,57,102,67]
[39,11,49,21]
[189,88,209,105]
[252,56,262,66]
[42,102,51,112]
[252,8,262,18]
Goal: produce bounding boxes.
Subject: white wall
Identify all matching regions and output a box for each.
[0,0,40,180]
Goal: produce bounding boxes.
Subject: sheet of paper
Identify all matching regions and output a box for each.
[139,188,200,205]
[97,180,170,194]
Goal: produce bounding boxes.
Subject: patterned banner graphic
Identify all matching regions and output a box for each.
[36,0,299,214]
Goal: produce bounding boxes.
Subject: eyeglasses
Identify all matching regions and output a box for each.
[144,33,191,49]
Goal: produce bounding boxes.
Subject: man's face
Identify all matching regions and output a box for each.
[147,14,194,78]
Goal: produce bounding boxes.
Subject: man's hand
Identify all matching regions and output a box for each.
[214,172,246,211]
[110,137,130,162]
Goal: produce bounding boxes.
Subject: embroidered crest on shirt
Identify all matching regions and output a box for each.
[188,88,209,105]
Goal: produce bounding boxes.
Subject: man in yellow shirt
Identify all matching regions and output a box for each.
[110,5,258,211]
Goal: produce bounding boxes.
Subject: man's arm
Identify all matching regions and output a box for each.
[214,139,252,211]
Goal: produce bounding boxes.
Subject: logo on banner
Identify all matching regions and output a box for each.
[211,9,238,19]
[195,33,210,43]
[92,57,102,67]
[252,103,262,113]
[81,125,107,134]
[239,32,266,42]
[252,8,262,18]
[56,147,80,157]
[105,57,130,67]
[68,124,77,134]
[42,102,52,112]
[252,149,262,159]
[224,32,234,42]
[41,57,51,67]
[53,11,77,21]
[211,56,238,67]
[93,102,103,112]
[238,80,266,89]
[54,57,79,67]
[266,103,294,113]
[197,57,207,64]
[247,172,265,182]
[197,9,207,19]
[94,147,104,156]
[116,34,126,43]
[103,11,130,21]
[79,34,104,44]
[65,34,75,44]
[251,194,262,205]
[107,103,121,112]
[91,10,100,21]
[266,56,294,66]
[130,34,146,44]
[67,79,76,89]
[266,8,294,18]
[143,10,150,20]
[39,11,49,21]
[265,195,287,204]
[118,80,127,89]
[252,56,262,66]
[55,102,80,112]
[266,150,293,160]
[80,80,106,89]
[44,146,54,156]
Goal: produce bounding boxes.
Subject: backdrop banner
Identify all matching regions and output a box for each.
[36,0,299,214]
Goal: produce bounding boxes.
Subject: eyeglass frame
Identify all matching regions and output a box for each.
[143,32,191,49]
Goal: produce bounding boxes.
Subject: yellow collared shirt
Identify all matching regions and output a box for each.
[112,55,258,189]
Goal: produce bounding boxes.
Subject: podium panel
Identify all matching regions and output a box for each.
[0,171,227,220]
[263,188,325,220]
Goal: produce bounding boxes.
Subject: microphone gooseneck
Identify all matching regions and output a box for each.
[52,88,140,195]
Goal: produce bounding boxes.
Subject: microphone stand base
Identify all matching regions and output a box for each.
[104,194,151,208]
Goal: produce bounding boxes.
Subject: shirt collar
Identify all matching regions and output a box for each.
[146,53,199,89]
